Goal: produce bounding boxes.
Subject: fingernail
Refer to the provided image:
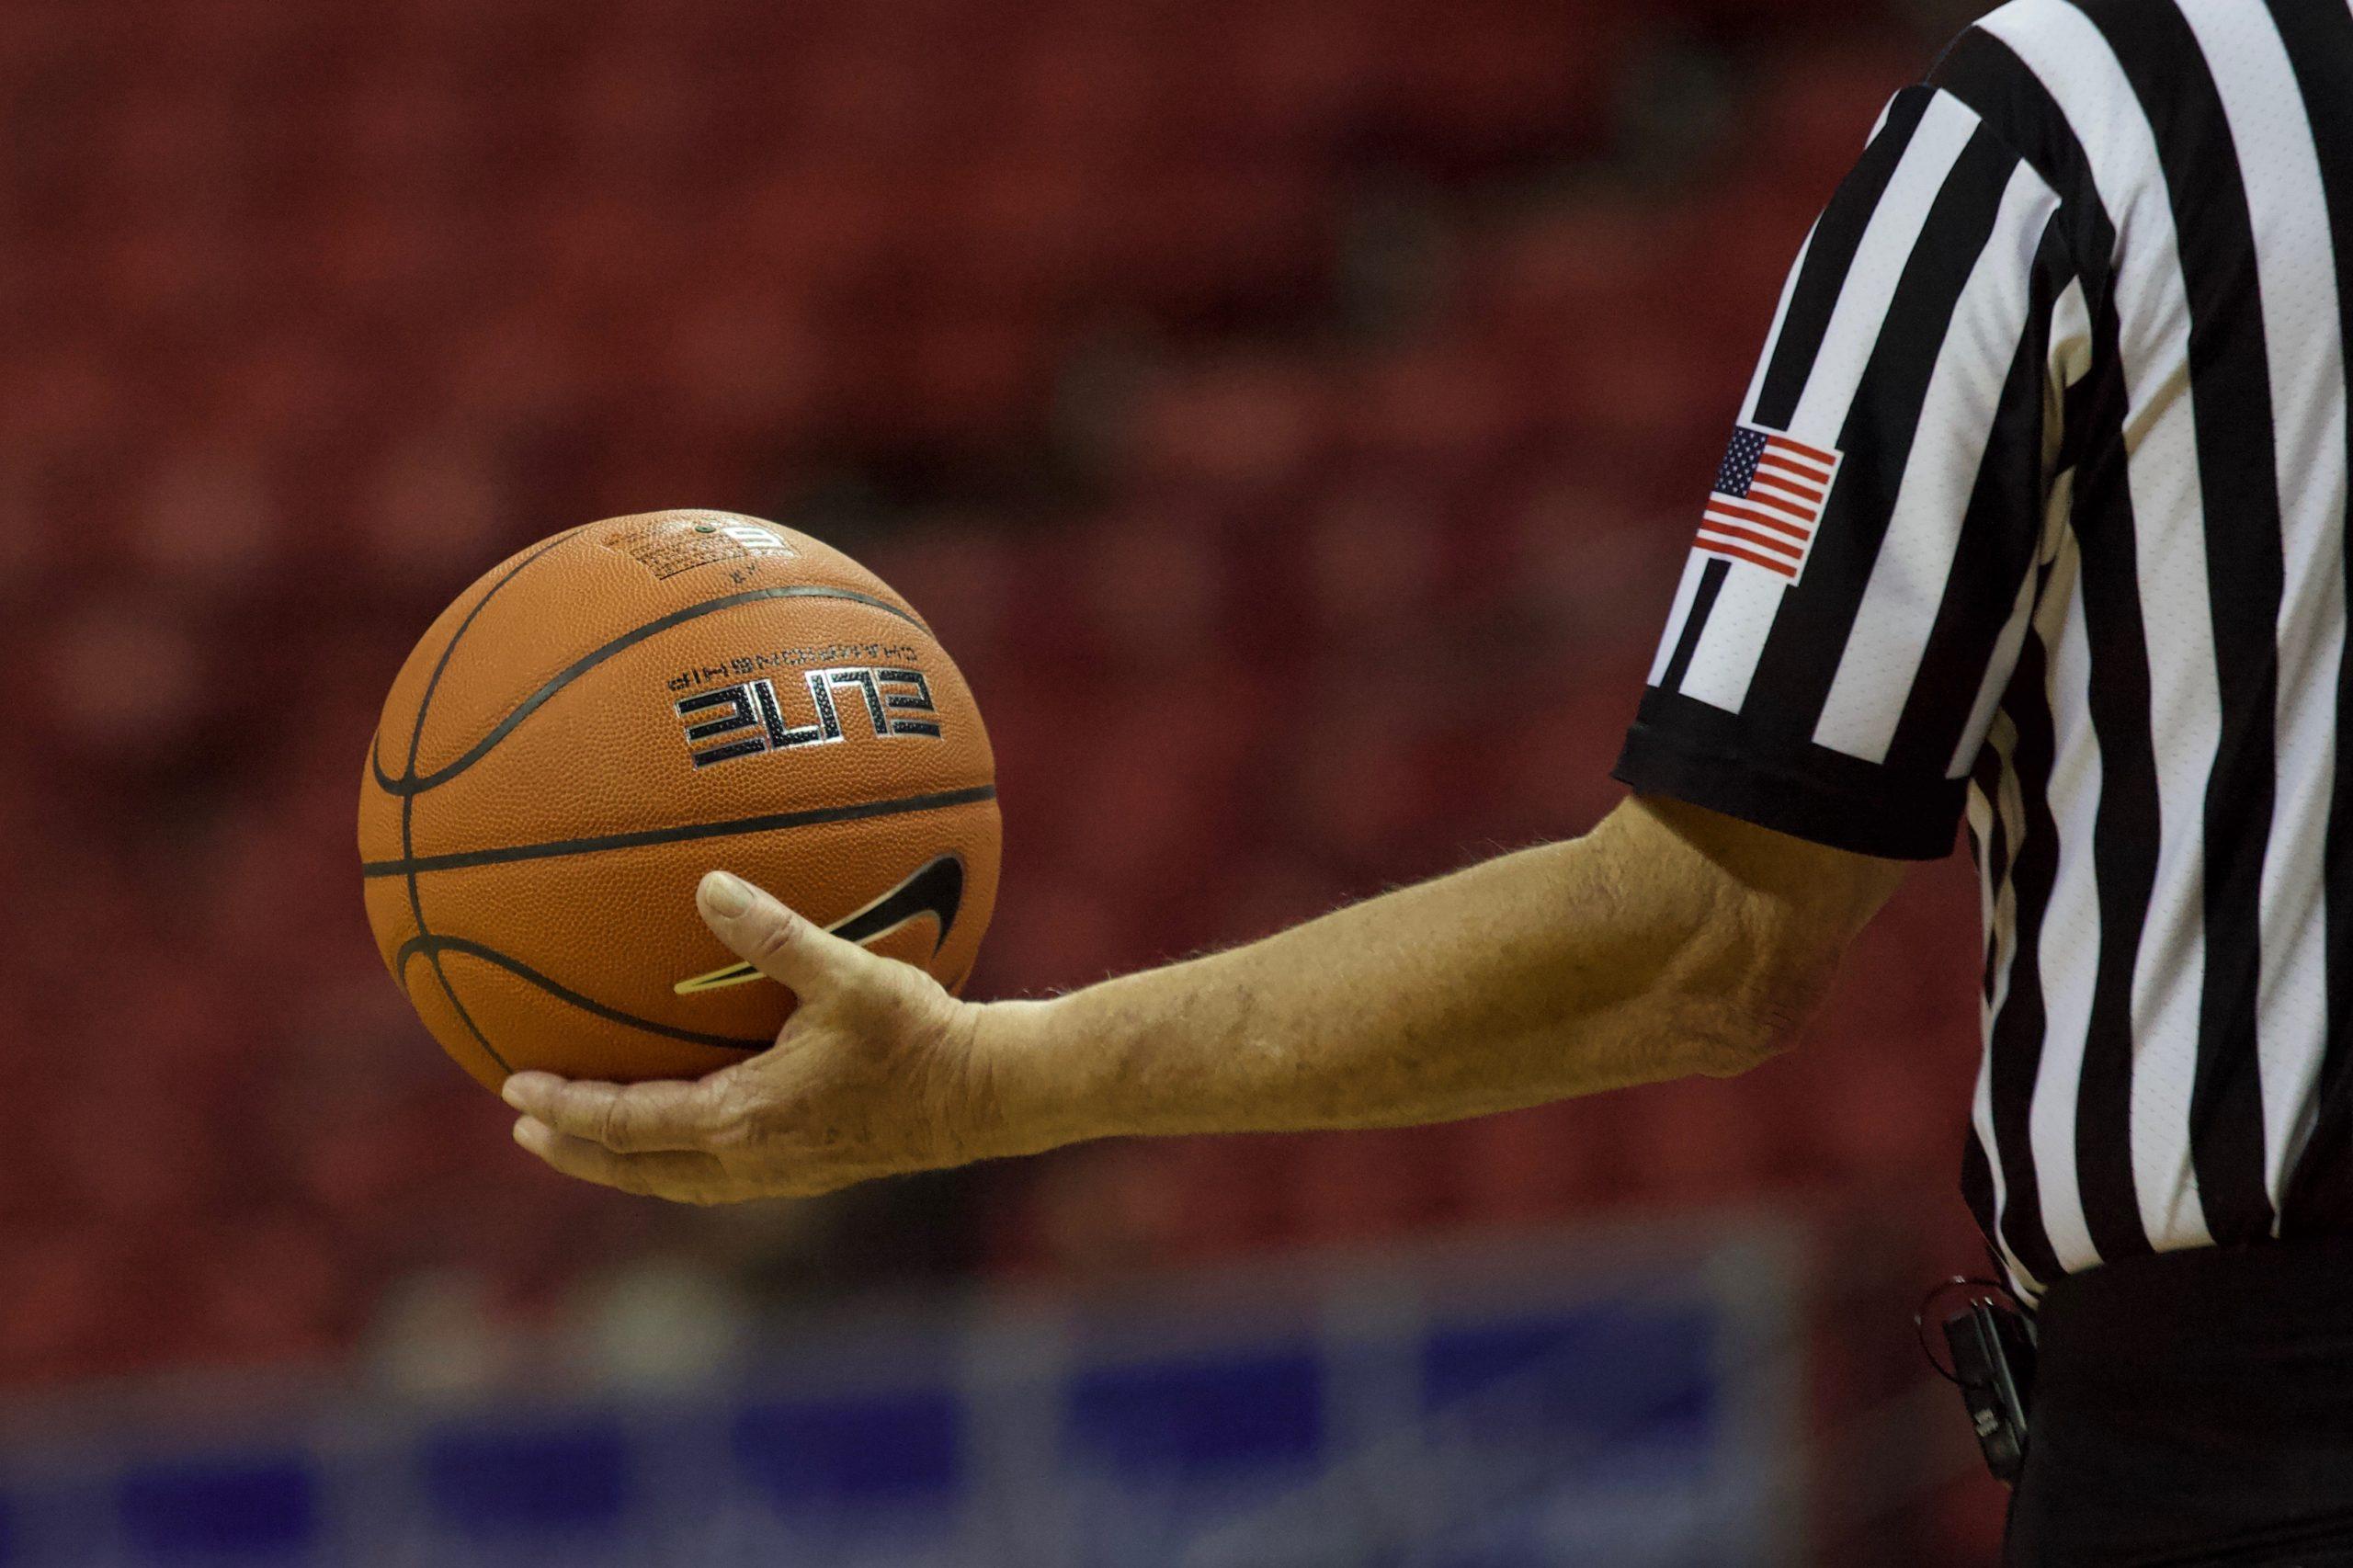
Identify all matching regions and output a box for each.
[701,870,753,916]
[499,1073,543,1110]
[512,1118,545,1150]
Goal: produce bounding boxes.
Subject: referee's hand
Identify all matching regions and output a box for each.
[501,870,999,1204]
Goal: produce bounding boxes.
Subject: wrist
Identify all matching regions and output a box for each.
[962,995,1101,1160]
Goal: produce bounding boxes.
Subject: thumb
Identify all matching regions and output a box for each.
[696,870,882,996]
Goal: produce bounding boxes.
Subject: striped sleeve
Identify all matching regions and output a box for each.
[1615,84,2078,860]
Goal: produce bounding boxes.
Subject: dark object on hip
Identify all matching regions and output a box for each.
[1939,1291,2037,1484]
[2005,1235,2353,1567]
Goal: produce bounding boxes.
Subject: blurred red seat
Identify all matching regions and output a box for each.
[0,1230,199,1383]
[1100,157,1329,309]
[935,150,1120,304]
[734,159,931,301]
[1211,3,1385,153]
[352,431,510,593]
[46,1066,232,1230]
[1277,1128,1460,1244]
[1299,471,1455,638]
[1127,355,1338,493]
[1741,46,1926,198]
[1454,1101,1623,1224]
[560,41,707,188]
[651,289,833,439]
[1074,502,1230,667]
[970,871,1144,998]
[130,444,281,598]
[1614,1080,1788,1205]
[1341,344,1527,463]
[1015,1137,1293,1275]
[1376,0,1627,166]
[989,30,1164,152]
[36,592,212,756]
[187,1214,356,1368]
[1051,671,1267,892]
[898,312,1054,444]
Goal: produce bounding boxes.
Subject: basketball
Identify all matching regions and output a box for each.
[358,510,1001,1093]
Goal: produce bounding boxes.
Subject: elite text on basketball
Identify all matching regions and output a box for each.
[674,666,942,768]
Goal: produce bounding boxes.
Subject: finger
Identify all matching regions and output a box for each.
[500,1073,722,1153]
[697,870,890,996]
[513,1119,736,1202]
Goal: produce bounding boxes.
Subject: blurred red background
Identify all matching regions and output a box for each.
[0,0,2005,1553]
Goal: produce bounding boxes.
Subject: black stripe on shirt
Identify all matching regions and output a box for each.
[1659,559,1732,695]
[1985,625,2068,1289]
[2086,0,2287,1249]
[2068,282,2163,1263]
[1751,88,1937,429]
[2266,0,2353,1239]
[1743,126,2028,750]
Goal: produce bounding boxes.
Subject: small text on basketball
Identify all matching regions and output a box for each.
[666,641,927,694]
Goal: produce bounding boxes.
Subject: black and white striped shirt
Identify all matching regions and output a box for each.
[1614,0,2353,1296]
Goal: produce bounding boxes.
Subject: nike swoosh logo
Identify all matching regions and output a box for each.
[674,854,966,994]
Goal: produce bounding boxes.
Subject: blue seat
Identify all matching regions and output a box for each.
[729,1390,962,1509]
[1063,1347,1324,1479]
[116,1453,317,1562]
[420,1419,631,1539]
[1419,1305,1717,1452]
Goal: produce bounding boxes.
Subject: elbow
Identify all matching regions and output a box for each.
[1678,948,1838,1079]
[1597,791,1900,1086]
[1682,1005,1793,1078]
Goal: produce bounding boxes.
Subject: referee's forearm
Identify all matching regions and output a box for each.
[972,801,1886,1153]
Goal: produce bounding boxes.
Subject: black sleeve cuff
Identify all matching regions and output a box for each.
[1612,717,1963,862]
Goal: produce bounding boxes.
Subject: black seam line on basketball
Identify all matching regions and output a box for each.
[374,528,587,794]
[394,938,771,1052]
[392,531,581,1075]
[372,585,927,798]
[406,538,583,1073]
[360,784,1000,879]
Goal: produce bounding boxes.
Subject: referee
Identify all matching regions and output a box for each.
[500,0,2353,1558]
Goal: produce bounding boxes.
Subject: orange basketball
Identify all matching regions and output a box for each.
[358,511,1000,1093]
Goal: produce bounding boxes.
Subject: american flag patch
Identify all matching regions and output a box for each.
[1696,425,1843,582]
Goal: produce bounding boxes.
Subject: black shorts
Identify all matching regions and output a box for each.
[2006,1234,2353,1566]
